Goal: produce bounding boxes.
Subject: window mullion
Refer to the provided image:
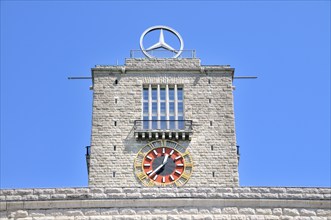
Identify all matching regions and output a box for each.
[174,84,178,120]
[166,85,169,129]
[148,84,152,129]
[157,85,161,129]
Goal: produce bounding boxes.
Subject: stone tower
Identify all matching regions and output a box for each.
[88,27,239,188]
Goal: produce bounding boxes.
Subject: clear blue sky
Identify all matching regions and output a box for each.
[1,1,330,188]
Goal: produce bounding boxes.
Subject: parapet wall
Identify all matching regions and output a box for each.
[1,187,330,219]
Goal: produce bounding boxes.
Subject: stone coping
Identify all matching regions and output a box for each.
[2,198,331,212]
[92,58,234,73]
[1,187,330,202]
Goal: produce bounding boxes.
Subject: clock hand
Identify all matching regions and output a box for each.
[162,154,169,164]
[149,154,169,177]
[149,163,164,177]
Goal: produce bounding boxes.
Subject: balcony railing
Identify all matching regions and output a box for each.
[134,120,193,140]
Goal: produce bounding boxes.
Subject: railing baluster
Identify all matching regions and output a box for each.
[134,120,192,131]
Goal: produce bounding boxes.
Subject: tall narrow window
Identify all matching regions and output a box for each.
[152,87,157,129]
[177,87,184,129]
[143,88,149,129]
[169,87,175,129]
[143,85,184,130]
[160,87,166,129]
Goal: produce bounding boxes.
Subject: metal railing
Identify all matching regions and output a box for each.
[130,49,196,59]
[134,120,193,132]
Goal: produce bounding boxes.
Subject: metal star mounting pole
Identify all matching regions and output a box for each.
[67,76,92,80]
[233,76,257,79]
[233,76,258,79]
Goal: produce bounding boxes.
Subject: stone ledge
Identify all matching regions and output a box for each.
[1,187,330,202]
[92,58,235,74]
[1,198,330,212]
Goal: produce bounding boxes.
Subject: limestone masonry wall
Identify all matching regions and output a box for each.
[1,187,330,219]
[89,58,238,188]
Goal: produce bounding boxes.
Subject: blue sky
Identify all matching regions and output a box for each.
[1,1,330,188]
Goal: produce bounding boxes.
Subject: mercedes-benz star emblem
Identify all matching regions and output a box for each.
[140,25,184,58]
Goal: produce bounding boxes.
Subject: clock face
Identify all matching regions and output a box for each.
[134,140,193,187]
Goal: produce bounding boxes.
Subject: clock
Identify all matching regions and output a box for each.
[134,140,193,187]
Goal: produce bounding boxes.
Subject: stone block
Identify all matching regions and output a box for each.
[126,193,142,198]
[13,210,28,218]
[89,216,113,220]
[299,209,316,216]
[65,210,84,216]
[16,189,33,195]
[286,188,303,194]
[0,190,14,196]
[34,189,55,195]
[255,208,272,215]
[239,208,255,215]
[222,207,238,214]
[55,188,75,194]
[269,188,286,193]
[119,209,136,215]
[283,208,300,216]
[273,208,282,216]
[50,194,66,200]
[192,215,213,220]
[316,209,331,216]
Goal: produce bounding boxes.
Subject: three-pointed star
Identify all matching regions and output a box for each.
[146,29,177,52]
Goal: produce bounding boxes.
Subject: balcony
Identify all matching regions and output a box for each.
[134,120,193,140]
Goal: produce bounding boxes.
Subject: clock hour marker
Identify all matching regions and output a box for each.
[175,156,181,160]
[162,148,165,154]
[146,155,152,160]
[147,180,154,187]
[181,173,190,179]
[144,164,151,167]
[153,175,158,180]
[162,177,165,183]
[169,149,174,155]
[146,170,152,175]
[185,162,193,167]
[137,172,146,180]
[170,175,174,181]
[175,170,181,175]
[175,180,182,187]
[177,164,184,167]
[153,150,158,155]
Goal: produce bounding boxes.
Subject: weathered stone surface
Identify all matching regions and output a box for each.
[89,58,238,188]
[300,209,316,216]
[222,207,239,214]
[273,208,282,216]
[255,208,272,215]
[239,208,255,215]
[283,208,300,216]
